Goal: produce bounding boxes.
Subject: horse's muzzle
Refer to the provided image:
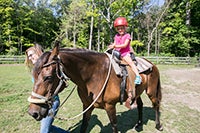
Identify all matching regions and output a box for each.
[28,105,48,121]
[28,108,43,121]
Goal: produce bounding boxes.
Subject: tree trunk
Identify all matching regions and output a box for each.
[73,17,76,47]
[155,28,157,55]
[147,15,151,56]
[89,16,94,50]
[186,1,190,56]
[89,0,94,50]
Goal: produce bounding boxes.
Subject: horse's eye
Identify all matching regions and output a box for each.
[43,76,53,82]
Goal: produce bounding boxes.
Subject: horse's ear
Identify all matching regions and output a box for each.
[54,40,60,50]
[49,41,60,60]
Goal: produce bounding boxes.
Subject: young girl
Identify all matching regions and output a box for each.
[25,43,69,133]
[109,17,141,109]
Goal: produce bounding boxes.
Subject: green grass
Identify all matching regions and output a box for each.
[0,64,199,133]
[0,65,39,133]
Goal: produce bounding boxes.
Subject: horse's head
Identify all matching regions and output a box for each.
[28,44,68,121]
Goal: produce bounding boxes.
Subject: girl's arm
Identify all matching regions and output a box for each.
[108,40,116,49]
[114,39,130,48]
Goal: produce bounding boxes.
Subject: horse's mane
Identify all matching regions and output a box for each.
[32,48,103,76]
[60,48,99,54]
[59,48,103,61]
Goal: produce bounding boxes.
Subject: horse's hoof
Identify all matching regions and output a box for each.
[156,124,163,131]
[133,121,143,130]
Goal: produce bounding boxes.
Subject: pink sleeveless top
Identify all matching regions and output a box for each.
[114,33,131,57]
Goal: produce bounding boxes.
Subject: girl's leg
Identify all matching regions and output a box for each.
[123,54,142,109]
[123,55,141,84]
[123,55,139,76]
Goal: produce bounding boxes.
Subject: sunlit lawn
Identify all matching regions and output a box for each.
[0,64,199,133]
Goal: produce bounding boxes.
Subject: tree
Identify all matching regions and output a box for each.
[59,0,87,48]
[0,0,16,54]
[189,0,200,56]
[159,0,200,57]
[0,0,200,56]
[0,0,61,54]
[145,0,171,56]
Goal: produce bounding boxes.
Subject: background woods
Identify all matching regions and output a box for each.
[0,0,199,57]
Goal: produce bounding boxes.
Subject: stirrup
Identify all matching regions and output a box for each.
[134,75,141,84]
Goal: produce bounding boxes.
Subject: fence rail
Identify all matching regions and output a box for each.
[0,55,199,65]
[0,55,25,64]
[144,56,198,65]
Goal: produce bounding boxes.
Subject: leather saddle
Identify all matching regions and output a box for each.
[106,49,153,104]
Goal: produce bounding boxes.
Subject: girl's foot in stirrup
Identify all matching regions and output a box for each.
[125,100,131,109]
[125,91,133,109]
[134,75,141,84]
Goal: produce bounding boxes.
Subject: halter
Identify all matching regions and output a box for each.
[27,55,70,105]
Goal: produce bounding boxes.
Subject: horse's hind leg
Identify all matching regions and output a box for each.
[146,82,163,131]
[133,96,143,129]
[154,101,163,131]
[105,104,118,133]
[80,105,94,133]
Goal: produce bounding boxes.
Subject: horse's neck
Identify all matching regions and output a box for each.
[60,51,102,85]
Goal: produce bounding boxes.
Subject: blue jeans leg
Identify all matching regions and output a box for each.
[40,97,68,133]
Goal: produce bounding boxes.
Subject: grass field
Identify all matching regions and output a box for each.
[0,64,200,133]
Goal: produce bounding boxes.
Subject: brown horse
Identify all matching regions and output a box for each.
[28,44,162,133]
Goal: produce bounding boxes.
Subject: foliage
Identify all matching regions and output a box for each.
[0,0,60,54]
[5,46,18,55]
[131,40,144,47]
[60,0,87,47]
[131,40,144,53]
[159,0,200,56]
[0,0,200,57]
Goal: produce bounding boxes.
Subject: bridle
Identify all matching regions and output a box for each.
[27,55,70,106]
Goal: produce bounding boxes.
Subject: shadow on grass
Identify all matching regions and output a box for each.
[69,106,157,133]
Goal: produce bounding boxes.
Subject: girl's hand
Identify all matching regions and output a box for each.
[108,43,115,49]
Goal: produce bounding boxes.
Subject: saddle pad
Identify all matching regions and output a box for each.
[105,52,153,75]
[135,57,153,73]
[105,52,122,76]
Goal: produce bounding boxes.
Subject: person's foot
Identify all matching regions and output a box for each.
[134,75,142,84]
[125,91,133,109]
[125,98,138,109]
[125,97,131,109]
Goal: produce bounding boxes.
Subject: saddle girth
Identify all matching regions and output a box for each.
[119,64,128,105]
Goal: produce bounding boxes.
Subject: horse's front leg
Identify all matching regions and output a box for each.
[105,104,118,133]
[80,105,94,133]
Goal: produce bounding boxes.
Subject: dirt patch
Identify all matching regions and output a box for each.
[163,68,200,84]
[161,67,200,112]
